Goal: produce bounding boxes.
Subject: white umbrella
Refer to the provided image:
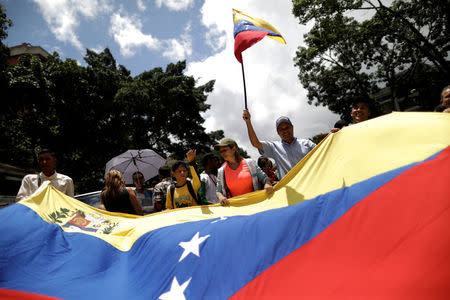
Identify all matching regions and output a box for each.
[105,149,166,184]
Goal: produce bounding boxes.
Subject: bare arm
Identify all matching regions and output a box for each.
[243,109,263,151]
[263,179,273,195]
[330,128,340,133]
[127,187,143,215]
[216,192,230,206]
[98,192,106,210]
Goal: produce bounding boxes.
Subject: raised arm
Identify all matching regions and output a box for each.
[243,109,263,151]
[186,149,201,192]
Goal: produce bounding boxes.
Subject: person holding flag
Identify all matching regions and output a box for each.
[243,110,316,179]
[233,9,315,179]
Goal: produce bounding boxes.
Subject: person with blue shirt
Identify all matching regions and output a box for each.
[243,109,316,179]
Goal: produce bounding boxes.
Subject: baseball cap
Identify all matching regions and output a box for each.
[276,116,292,129]
[214,138,237,150]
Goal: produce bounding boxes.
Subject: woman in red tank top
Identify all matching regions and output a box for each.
[214,138,273,206]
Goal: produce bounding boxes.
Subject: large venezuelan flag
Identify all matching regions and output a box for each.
[1,112,449,299]
[233,9,286,63]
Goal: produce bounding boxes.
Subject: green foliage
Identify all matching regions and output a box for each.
[1,46,223,193]
[48,208,70,223]
[0,4,13,89]
[309,133,328,145]
[0,4,13,41]
[102,223,118,234]
[292,0,450,118]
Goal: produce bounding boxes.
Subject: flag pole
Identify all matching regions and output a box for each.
[240,56,248,110]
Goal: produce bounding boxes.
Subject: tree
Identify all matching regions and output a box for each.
[292,0,450,117]
[1,46,223,193]
[0,4,12,87]
[115,60,220,159]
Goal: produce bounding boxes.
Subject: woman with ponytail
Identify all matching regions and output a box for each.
[99,170,143,215]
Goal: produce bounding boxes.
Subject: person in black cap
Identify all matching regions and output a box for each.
[243,109,316,179]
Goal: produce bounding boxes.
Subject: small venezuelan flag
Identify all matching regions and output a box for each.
[233,9,286,63]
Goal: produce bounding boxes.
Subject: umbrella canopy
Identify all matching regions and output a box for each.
[105,149,166,184]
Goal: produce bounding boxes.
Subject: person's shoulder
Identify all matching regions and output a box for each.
[218,162,227,171]
[243,158,257,169]
[55,172,73,181]
[124,186,135,194]
[261,140,278,146]
[156,178,171,187]
[298,138,316,146]
[23,173,38,180]
[244,158,256,164]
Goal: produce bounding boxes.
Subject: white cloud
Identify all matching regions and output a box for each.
[137,0,147,12]
[187,0,340,159]
[91,45,105,53]
[32,0,113,51]
[109,12,192,61]
[162,24,193,61]
[155,0,194,11]
[110,12,160,57]
[204,24,226,52]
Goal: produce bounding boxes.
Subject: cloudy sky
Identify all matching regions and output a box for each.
[3,0,339,159]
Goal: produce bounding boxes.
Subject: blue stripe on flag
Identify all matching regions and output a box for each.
[233,20,281,39]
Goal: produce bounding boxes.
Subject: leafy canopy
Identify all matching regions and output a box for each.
[1,46,223,192]
[292,0,450,119]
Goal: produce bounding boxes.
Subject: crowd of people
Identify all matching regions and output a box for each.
[15,85,450,215]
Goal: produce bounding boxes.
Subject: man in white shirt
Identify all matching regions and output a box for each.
[16,149,74,201]
[199,153,219,204]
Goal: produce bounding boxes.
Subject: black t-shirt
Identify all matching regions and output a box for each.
[101,187,137,215]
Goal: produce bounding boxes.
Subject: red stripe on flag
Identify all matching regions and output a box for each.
[232,147,450,299]
[234,31,268,63]
[0,288,60,299]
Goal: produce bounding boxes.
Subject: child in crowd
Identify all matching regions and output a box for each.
[166,150,201,209]
[257,155,278,185]
[198,153,219,204]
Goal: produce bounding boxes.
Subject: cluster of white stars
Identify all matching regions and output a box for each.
[158,217,228,300]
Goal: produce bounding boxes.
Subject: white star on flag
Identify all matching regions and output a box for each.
[211,216,227,223]
[178,232,210,262]
[158,277,191,300]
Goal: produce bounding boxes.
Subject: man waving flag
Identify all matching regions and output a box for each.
[233,9,286,63]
